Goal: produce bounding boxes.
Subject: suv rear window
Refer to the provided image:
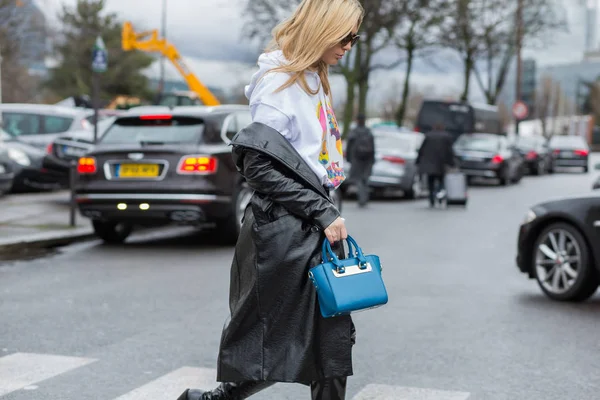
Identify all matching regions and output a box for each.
[100,116,204,145]
[418,102,474,133]
[549,135,587,149]
[454,135,499,152]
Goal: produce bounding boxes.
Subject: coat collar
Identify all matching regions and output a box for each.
[231,122,330,200]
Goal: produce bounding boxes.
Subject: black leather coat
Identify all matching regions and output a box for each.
[216,122,356,385]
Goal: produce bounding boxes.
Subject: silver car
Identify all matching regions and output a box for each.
[0,104,93,149]
[342,128,426,199]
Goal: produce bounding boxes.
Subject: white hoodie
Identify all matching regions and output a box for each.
[244,50,345,189]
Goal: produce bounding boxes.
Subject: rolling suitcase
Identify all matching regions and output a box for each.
[443,171,468,207]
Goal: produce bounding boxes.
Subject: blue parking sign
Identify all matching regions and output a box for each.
[92,37,108,73]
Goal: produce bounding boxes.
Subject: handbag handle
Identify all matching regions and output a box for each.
[321,236,368,270]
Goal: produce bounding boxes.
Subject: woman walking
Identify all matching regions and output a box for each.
[178,0,364,398]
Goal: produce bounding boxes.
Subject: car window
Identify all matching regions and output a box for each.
[454,135,499,152]
[549,135,587,148]
[100,116,205,145]
[43,115,74,134]
[374,135,413,153]
[224,112,252,141]
[1,112,41,136]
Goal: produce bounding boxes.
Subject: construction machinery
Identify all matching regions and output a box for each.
[121,21,221,106]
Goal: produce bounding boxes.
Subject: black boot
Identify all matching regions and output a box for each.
[177,381,275,400]
[310,377,347,400]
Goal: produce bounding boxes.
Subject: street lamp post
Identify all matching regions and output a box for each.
[159,0,167,96]
[515,0,524,136]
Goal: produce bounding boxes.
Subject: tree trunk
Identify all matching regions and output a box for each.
[461,53,473,102]
[342,41,362,138]
[342,78,355,139]
[396,45,414,126]
[358,72,369,116]
[357,39,372,116]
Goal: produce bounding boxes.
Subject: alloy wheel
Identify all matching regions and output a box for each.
[535,228,582,295]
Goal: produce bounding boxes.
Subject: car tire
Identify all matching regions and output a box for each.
[584,166,589,173]
[532,222,599,302]
[215,182,253,246]
[93,220,133,244]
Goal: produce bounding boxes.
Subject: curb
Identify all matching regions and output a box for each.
[0,228,97,254]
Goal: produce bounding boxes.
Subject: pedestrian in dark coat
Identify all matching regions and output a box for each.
[346,114,376,207]
[416,122,456,207]
[177,0,364,399]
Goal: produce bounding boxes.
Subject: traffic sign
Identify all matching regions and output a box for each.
[512,101,529,120]
[92,36,107,73]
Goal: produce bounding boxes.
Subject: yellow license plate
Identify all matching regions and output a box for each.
[118,164,159,178]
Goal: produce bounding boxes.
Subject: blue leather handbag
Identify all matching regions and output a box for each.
[308,235,388,318]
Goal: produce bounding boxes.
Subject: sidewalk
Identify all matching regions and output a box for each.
[0,190,95,254]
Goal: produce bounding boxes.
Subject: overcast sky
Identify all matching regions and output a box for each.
[42,0,596,104]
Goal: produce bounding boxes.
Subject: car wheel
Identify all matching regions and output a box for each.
[533,222,599,302]
[584,166,589,173]
[215,182,253,245]
[93,220,133,244]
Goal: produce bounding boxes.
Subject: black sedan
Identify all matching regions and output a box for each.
[513,135,552,175]
[0,138,15,195]
[516,196,600,302]
[548,135,589,173]
[0,130,63,192]
[453,133,525,185]
[74,106,343,244]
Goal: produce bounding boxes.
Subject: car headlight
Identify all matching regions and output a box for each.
[8,148,31,166]
[523,209,536,224]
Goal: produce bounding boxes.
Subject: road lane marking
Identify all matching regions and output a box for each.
[0,352,97,396]
[352,384,471,400]
[113,367,217,400]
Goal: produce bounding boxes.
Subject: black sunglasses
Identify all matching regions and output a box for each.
[341,32,360,47]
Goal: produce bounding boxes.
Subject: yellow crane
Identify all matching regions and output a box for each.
[121,21,221,106]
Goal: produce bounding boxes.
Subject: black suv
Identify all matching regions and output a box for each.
[74,105,343,244]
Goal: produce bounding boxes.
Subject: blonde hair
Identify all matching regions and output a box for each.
[265,0,364,97]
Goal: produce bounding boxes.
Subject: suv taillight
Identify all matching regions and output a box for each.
[77,157,97,174]
[574,149,589,156]
[177,155,218,174]
[46,143,53,155]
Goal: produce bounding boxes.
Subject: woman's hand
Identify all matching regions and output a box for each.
[324,217,347,244]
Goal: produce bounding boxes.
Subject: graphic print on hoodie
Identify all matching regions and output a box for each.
[244,50,345,189]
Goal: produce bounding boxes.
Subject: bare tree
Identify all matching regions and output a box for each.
[472,0,566,105]
[394,0,449,125]
[442,0,566,104]
[0,0,49,102]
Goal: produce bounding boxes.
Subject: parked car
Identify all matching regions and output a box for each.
[341,127,426,199]
[453,133,525,185]
[0,134,15,195]
[0,129,64,192]
[512,135,552,175]
[516,194,600,302]
[548,135,589,173]
[0,103,93,149]
[42,117,118,188]
[72,105,344,245]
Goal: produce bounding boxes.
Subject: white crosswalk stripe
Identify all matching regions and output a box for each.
[352,384,471,400]
[0,352,97,396]
[0,352,473,399]
[113,367,217,400]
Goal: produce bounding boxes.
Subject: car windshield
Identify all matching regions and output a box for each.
[454,135,499,152]
[549,135,586,148]
[515,136,539,148]
[374,134,416,153]
[100,116,204,145]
